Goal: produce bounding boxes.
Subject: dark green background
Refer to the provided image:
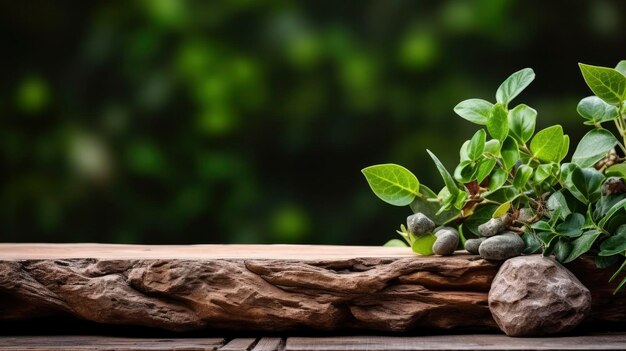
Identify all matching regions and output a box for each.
[1,0,625,244]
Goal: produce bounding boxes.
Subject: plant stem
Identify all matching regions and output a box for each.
[617,102,626,151]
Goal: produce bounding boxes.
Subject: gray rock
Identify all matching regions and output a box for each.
[478,232,524,260]
[478,217,506,237]
[464,237,485,254]
[489,255,591,336]
[432,227,459,256]
[407,213,436,235]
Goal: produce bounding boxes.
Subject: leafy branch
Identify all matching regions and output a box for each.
[364,61,626,294]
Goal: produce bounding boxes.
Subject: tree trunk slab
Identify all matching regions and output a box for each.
[0,244,624,332]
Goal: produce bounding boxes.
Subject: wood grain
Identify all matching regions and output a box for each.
[251,338,283,351]
[220,338,258,351]
[0,244,624,333]
[1,335,626,351]
[0,336,225,350]
[286,334,626,350]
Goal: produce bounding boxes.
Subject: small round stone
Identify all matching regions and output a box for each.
[478,231,525,261]
[407,213,436,235]
[464,237,485,254]
[432,227,459,256]
[478,217,506,237]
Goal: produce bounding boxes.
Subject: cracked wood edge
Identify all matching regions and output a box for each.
[0,244,624,332]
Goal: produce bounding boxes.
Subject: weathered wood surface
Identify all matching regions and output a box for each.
[0,336,226,350]
[220,338,259,351]
[286,333,626,350]
[0,244,624,333]
[1,334,626,351]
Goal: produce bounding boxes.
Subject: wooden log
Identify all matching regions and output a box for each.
[0,244,624,333]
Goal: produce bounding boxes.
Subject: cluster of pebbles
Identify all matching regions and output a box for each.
[407,213,460,256]
[465,214,526,260]
[406,210,529,260]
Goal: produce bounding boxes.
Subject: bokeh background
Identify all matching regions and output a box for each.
[1,0,625,244]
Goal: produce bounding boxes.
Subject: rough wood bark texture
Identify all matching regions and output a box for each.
[0,244,624,332]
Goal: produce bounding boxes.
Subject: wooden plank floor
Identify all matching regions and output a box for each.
[1,334,625,351]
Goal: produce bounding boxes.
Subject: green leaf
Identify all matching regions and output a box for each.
[411,233,437,255]
[453,191,468,210]
[537,229,556,241]
[409,185,460,225]
[508,104,537,144]
[534,163,553,183]
[559,135,570,162]
[522,232,542,254]
[606,214,626,235]
[362,164,420,206]
[496,68,535,105]
[384,239,408,247]
[530,125,564,163]
[487,103,509,141]
[606,164,626,178]
[594,193,626,221]
[467,129,486,161]
[547,191,571,220]
[560,163,577,183]
[543,240,557,257]
[454,160,476,183]
[616,60,626,76]
[554,238,573,262]
[484,139,501,156]
[555,213,585,237]
[454,99,493,125]
[599,225,626,256]
[604,163,626,178]
[598,198,626,229]
[564,165,604,204]
[488,168,507,191]
[501,137,519,171]
[563,230,602,263]
[532,220,553,232]
[427,150,460,196]
[571,128,617,168]
[579,63,626,105]
[476,158,496,183]
[439,186,455,209]
[512,165,533,190]
[483,186,518,203]
[492,202,510,218]
[577,96,619,125]
[548,208,562,227]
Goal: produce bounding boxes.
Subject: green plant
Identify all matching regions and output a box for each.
[363,61,626,293]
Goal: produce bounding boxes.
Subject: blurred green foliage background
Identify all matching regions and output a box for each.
[1,0,625,244]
